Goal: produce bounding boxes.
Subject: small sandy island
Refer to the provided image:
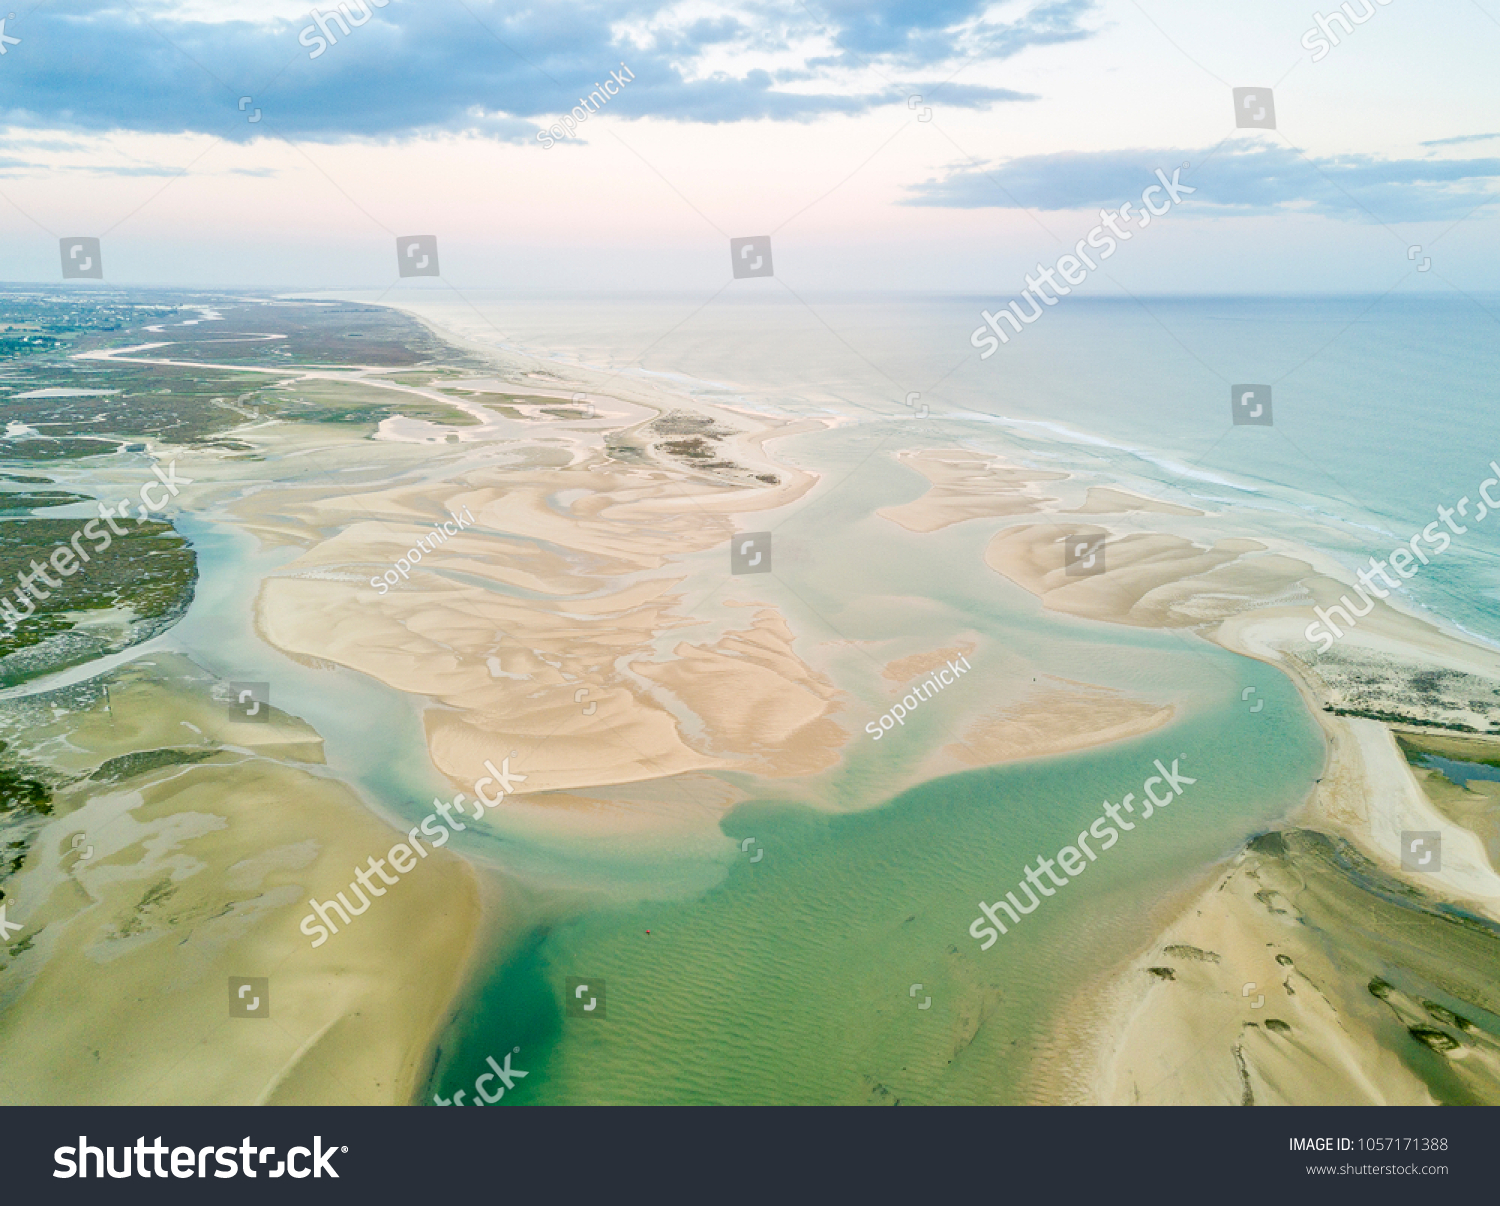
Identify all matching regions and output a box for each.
[878,448,1064,533]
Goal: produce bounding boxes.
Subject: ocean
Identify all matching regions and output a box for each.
[376,291,1500,648]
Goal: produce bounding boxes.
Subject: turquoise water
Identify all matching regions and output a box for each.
[163,515,451,815]
[432,680,1320,1105]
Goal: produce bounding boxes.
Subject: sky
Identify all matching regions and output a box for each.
[0,0,1497,295]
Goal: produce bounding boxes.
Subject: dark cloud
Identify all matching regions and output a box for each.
[0,0,1090,142]
[902,141,1500,222]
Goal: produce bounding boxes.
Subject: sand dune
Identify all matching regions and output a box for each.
[878,448,1063,533]
[247,408,847,805]
[983,524,1314,628]
[633,609,845,777]
[943,679,1174,768]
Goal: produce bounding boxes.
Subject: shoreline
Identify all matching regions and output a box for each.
[978,531,1500,1102]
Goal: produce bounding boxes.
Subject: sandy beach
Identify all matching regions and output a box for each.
[878,448,1064,533]
[976,508,1500,1104]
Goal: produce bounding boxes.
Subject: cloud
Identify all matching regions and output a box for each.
[1420,132,1500,148]
[902,141,1500,222]
[800,0,1095,68]
[0,0,1092,143]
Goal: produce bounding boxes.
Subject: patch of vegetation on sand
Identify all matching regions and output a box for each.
[0,740,58,905]
[1293,646,1500,734]
[0,516,198,687]
[88,747,219,785]
[264,378,477,428]
[0,491,92,513]
[0,292,488,454]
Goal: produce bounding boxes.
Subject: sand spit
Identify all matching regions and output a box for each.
[942,678,1174,769]
[878,448,1064,533]
[980,513,1500,1104]
[881,642,978,684]
[0,654,479,1106]
[1067,486,1205,517]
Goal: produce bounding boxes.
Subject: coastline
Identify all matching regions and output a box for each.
[12,292,1494,1106]
[972,507,1500,1104]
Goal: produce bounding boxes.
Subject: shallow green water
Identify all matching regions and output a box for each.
[431,669,1321,1105]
